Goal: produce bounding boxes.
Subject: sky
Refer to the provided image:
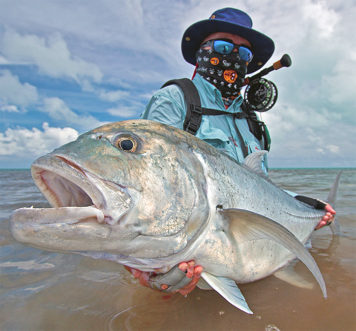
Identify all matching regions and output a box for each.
[0,0,355,168]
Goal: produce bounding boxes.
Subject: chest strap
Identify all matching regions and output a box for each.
[161,78,270,151]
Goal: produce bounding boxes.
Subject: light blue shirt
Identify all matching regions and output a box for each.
[141,74,268,169]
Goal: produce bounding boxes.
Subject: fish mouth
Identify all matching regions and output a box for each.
[29,154,132,226]
[10,154,135,252]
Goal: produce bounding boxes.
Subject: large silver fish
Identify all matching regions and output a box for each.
[10,120,339,314]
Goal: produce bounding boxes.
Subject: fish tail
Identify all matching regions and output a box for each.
[327,171,342,235]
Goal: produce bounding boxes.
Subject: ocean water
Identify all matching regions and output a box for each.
[0,168,355,331]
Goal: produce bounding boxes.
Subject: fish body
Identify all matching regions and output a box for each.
[10,120,334,312]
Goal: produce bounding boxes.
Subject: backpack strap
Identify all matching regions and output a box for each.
[241,102,271,151]
[161,78,233,135]
[161,78,270,151]
[161,78,203,135]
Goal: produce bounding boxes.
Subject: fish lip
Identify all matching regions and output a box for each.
[31,154,130,225]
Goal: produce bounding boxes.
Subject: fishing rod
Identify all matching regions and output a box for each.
[246,54,292,84]
[243,54,292,112]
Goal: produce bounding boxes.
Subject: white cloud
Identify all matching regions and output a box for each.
[0,70,38,107]
[0,54,9,64]
[99,89,130,102]
[107,106,139,118]
[326,145,340,153]
[42,97,105,130]
[1,30,103,85]
[321,51,356,113]
[0,0,355,168]
[0,122,78,157]
[302,1,339,38]
[0,104,19,112]
[264,107,354,167]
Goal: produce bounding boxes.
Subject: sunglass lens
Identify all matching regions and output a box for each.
[213,40,234,54]
[239,46,253,62]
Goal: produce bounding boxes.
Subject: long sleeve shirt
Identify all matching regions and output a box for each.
[141,73,268,170]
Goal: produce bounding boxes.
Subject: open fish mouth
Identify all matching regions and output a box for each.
[14,154,133,228]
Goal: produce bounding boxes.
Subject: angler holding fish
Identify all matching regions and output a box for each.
[9,7,338,314]
[138,7,335,297]
[10,120,340,313]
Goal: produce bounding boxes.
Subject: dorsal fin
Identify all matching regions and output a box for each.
[243,150,268,178]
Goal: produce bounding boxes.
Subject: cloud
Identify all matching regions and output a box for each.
[0,104,19,112]
[0,54,9,64]
[42,97,105,130]
[0,70,38,107]
[107,106,140,118]
[302,1,339,38]
[263,105,355,167]
[326,145,340,154]
[0,122,78,157]
[1,29,103,85]
[98,89,130,102]
[0,0,355,168]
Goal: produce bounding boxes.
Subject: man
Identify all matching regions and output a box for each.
[142,8,271,167]
[129,7,335,295]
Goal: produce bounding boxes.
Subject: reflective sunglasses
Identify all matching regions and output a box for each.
[202,39,253,63]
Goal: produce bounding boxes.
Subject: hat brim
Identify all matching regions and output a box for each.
[181,19,275,73]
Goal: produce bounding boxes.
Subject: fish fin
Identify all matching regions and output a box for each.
[201,271,253,314]
[221,208,327,298]
[197,278,213,290]
[274,263,314,290]
[327,171,342,205]
[327,171,342,235]
[242,150,269,179]
[304,238,312,249]
[330,217,340,235]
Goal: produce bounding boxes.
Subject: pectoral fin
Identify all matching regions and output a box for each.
[201,271,253,314]
[221,208,327,298]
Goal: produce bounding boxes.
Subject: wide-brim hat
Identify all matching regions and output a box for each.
[181,8,275,74]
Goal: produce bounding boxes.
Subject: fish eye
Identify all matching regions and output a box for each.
[113,135,139,153]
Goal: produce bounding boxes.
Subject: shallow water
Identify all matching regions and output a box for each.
[0,168,355,331]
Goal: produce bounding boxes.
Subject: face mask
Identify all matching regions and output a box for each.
[195,45,248,98]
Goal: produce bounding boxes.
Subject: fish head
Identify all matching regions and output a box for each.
[11,120,210,270]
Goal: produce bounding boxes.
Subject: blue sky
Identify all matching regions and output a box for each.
[0,0,355,168]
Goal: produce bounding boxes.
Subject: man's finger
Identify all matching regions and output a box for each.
[325,204,336,215]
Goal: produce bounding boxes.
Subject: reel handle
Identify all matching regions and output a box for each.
[273,54,292,70]
[244,54,292,84]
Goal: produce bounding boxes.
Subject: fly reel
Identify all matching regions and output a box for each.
[244,78,278,112]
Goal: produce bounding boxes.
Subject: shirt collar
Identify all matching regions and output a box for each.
[193,74,243,112]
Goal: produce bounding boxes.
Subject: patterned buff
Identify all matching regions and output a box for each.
[195,47,248,99]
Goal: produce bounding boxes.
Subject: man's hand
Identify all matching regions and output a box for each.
[294,195,336,230]
[124,260,203,296]
[124,266,152,287]
[315,203,336,230]
[176,261,203,296]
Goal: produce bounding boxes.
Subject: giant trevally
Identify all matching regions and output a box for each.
[10,120,339,314]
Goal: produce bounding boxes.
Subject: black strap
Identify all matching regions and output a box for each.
[161,78,269,151]
[295,195,327,210]
[162,78,203,135]
[162,79,246,134]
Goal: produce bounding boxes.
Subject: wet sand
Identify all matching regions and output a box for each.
[0,169,355,330]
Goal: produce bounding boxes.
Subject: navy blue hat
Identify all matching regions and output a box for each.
[182,8,275,73]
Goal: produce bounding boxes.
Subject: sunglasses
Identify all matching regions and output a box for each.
[202,39,253,63]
